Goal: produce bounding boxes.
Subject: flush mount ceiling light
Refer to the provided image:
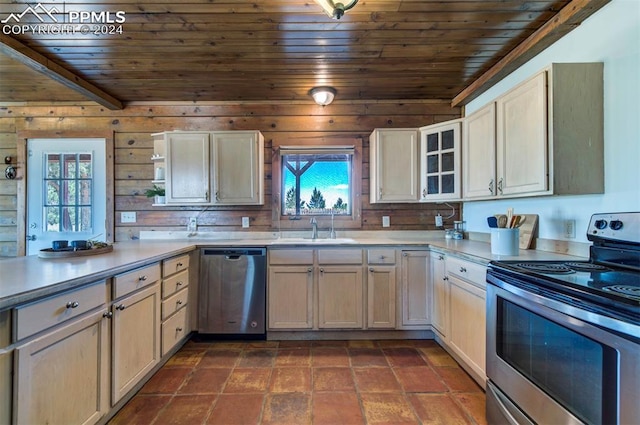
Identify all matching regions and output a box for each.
[309,86,337,106]
[313,0,358,20]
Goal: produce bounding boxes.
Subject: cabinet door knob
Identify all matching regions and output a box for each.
[369,267,374,272]
[116,304,126,311]
[307,267,313,273]
[497,178,504,195]
[177,262,183,267]
[176,327,183,332]
[488,179,494,195]
[103,311,113,319]
[177,281,183,286]
[438,255,444,260]
[66,301,79,309]
[319,268,324,273]
[403,252,408,257]
[459,267,467,273]
[443,276,449,281]
[176,300,183,305]
[138,275,147,281]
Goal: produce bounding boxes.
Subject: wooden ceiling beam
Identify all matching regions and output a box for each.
[452,0,611,107]
[0,34,123,110]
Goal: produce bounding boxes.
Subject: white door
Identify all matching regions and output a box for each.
[27,139,107,255]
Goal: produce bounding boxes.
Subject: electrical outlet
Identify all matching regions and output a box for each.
[187,217,197,233]
[435,214,443,227]
[242,217,250,228]
[564,219,576,239]
[382,216,390,227]
[121,212,136,223]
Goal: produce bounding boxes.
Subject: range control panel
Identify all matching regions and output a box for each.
[587,212,640,243]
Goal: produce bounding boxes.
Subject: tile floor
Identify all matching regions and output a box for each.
[109,338,486,425]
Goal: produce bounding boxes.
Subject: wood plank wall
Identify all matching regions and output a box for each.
[0,100,461,256]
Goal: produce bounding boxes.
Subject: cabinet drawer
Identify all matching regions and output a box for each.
[162,270,189,299]
[269,249,313,265]
[163,254,190,277]
[161,288,189,321]
[447,256,487,288]
[14,281,107,341]
[113,263,161,299]
[318,249,363,265]
[162,307,188,356]
[367,248,396,265]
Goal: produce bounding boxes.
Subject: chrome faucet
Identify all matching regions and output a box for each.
[310,217,318,240]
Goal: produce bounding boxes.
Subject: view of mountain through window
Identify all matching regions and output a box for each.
[282,152,351,216]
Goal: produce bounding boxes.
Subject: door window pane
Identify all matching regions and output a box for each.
[43,152,93,233]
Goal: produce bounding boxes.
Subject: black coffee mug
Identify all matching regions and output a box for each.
[71,240,88,250]
[52,240,68,250]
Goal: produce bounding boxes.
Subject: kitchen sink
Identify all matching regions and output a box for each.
[273,237,357,245]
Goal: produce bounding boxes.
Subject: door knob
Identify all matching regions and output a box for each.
[26,234,37,241]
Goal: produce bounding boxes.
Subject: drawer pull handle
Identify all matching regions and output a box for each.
[177,262,183,267]
[443,276,449,281]
[307,267,313,273]
[176,327,183,332]
[176,300,183,305]
[176,281,183,286]
[103,311,113,319]
[66,301,79,309]
[320,268,324,273]
[116,304,126,311]
[369,267,374,272]
[139,275,147,281]
[459,267,467,273]
[403,252,408,257]
[438,255,444,260]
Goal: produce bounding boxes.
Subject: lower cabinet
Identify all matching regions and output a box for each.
[268,266,314,329]
[318,266,363,329]
[430,252,449,337]
[400,251,431,327]
[111,282,161,403]
[14,309,109,425]
[366,265,396,329]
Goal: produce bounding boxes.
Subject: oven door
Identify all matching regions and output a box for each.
[486,273,639,425]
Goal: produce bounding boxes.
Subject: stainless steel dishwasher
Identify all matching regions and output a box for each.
[198,247,267,336]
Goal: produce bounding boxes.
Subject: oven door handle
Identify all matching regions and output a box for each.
[487,381,535,425]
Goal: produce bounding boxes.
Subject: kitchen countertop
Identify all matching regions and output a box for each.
[0,231,585,310]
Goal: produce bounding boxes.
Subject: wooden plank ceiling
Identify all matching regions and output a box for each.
[0,0,609,109]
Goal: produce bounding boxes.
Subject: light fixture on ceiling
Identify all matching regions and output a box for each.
[313,0,358,20]
[309,86,337,106]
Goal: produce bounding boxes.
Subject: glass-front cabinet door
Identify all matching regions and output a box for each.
[419,120,461,201]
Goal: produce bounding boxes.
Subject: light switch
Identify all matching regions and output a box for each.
[242,217,250,228]
[121,212,136,223]
[382,216,390,227]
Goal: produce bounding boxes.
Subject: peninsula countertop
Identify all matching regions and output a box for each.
[0,231,586,310]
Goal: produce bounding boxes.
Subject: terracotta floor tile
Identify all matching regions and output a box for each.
[157,394,217,424]
[262,393,312,425]
[408,393,473,425]
[163,348,207,368]
[108,395,170,425]
[178,367,231,394]
[312,347,350,367]
[435,367,483,392]
[411,339,441,348]
[138,367,191,394]
[349,348,389,367]
[206,393,265,425]
[278,340,313,348]
[383,347,428,367]
[353,367,402,392]
[224,368,271,393]
[312,340,349,347]
[238,348,277,368]
[454,392,488,425]
[347,340,376,348]
[313,367,356,391]
[269,367,312,393]
[360,393,420,425]
[275,348,312,367]
[246,341,280,349]
[376,339,414,348]
[312,392,365,425]
[394,366,448,393]
[197,349,242,368]
[419,346,460,367]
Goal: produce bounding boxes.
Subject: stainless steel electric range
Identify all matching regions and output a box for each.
[486,212,640,425]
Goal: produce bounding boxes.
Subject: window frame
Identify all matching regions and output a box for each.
[272,138,362,230]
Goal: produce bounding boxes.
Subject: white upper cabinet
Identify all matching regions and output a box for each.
[152,130,264,206]
[419,120,462,201]
[369,128,420,203]
[164,132,211,204]
[212,131,264,205]
[462,62,604,200]
[462,103,496,199]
